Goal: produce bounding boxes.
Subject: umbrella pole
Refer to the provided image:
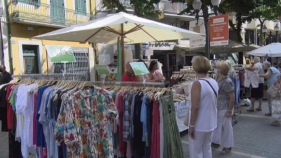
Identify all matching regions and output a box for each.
[121,24,125,76]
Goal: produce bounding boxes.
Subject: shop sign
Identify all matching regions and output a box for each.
[145,49,153,56]
[190,36,205,48]
[209,14,229,46]
[130,62,149,75]
[45,45,76,63]
[95,65,110,75]
[148,42,176,50]
[192,25,200,33]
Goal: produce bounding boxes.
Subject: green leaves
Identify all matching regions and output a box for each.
[248,0,281,22]
[101,0,161,18]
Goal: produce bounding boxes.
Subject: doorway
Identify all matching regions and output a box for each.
[22,45,39,74]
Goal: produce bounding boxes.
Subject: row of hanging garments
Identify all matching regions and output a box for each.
[0,78,118,158]
[102,85,184,158]
[0,77,184,158]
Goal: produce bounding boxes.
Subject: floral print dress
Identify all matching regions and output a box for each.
[54,87,118,158]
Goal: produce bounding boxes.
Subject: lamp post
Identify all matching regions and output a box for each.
[274,23,279,42]
[192,0,221,59]
[262,24,267,45]
[0,7,4,65]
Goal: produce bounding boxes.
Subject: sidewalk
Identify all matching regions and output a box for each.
[181,101,281,158]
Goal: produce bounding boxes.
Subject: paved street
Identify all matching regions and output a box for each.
[0,101,280,158]
[181,101,281,158]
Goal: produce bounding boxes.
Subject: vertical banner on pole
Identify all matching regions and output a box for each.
[117,37,122,81]
[209,14,229,46]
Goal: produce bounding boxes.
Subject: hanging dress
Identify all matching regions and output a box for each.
[160,92,184,158]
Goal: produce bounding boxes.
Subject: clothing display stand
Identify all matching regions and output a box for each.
[0,77,183,158]
[13,73,88,81]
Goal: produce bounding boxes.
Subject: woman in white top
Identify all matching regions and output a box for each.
[189,56,219,158]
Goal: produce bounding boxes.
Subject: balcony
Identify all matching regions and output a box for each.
[9,1,93,28]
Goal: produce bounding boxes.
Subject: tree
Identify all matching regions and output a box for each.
[248,0,281,46]
[219,0,256,43]
[101,0,161,59]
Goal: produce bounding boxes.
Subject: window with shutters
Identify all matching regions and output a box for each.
[75,0,87,15]
[17,0,40,6]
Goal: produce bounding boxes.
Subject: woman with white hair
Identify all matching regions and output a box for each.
[212,61,235,154]
[259,61,280,116]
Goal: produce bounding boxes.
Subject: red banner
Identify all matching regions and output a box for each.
[209,14,229,46]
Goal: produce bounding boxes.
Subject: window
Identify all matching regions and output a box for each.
[54,50,90,81]
[75,0,87,15]
[245,29,255,45]
[16,0,40,5]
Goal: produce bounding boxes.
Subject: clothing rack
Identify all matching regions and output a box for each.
[12,73,89,81]
[92,81,166,87]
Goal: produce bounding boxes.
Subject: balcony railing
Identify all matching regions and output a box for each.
[9,1,93,27]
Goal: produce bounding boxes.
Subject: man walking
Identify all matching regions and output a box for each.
[0,66,12,85]
[247,57,264,112]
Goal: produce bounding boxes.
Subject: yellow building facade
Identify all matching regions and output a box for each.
[6,0,96,75]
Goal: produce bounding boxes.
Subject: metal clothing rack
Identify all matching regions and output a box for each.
[12,73,89,81]
[92,81,165,87]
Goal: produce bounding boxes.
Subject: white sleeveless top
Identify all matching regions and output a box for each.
[188,77,219,132]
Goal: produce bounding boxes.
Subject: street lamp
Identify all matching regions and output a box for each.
[192,0,221,59]
[262,24,267,45]
[274,23,279,42]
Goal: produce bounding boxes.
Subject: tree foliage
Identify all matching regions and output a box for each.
[248,0,281,45]
[219,0,256,43]
[101,0,161,17]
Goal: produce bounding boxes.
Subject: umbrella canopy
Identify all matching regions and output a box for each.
[247,43,281,57]
[34,12,202,44]
[187,40,259,54]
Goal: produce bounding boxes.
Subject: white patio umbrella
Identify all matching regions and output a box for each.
[34,12,202,44]
[246,43,281,57]
[34,12,202,76]
[185,40,259,54]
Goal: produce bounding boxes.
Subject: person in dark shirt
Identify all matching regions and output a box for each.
[0,66,12,85]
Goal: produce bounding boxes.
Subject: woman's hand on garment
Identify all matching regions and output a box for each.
[225,110,232,118]
[189,127,195,139]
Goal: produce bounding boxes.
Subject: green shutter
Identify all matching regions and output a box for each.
[75,0,86,15]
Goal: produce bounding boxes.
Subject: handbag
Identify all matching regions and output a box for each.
[267,86,279,98]
[184,110,189,126]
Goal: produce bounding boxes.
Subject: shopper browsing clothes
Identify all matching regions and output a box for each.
[122,62,138,82]
[268,63,281,126]
[259,61,280,116]
[246,57,265,112]
[212,61,235,154]
[0,66,12,85]
[188,56,219,158]
[148,60,165,82]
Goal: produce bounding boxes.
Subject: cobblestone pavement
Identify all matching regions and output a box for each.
[0,101,280,158]
[181,101,281,158]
